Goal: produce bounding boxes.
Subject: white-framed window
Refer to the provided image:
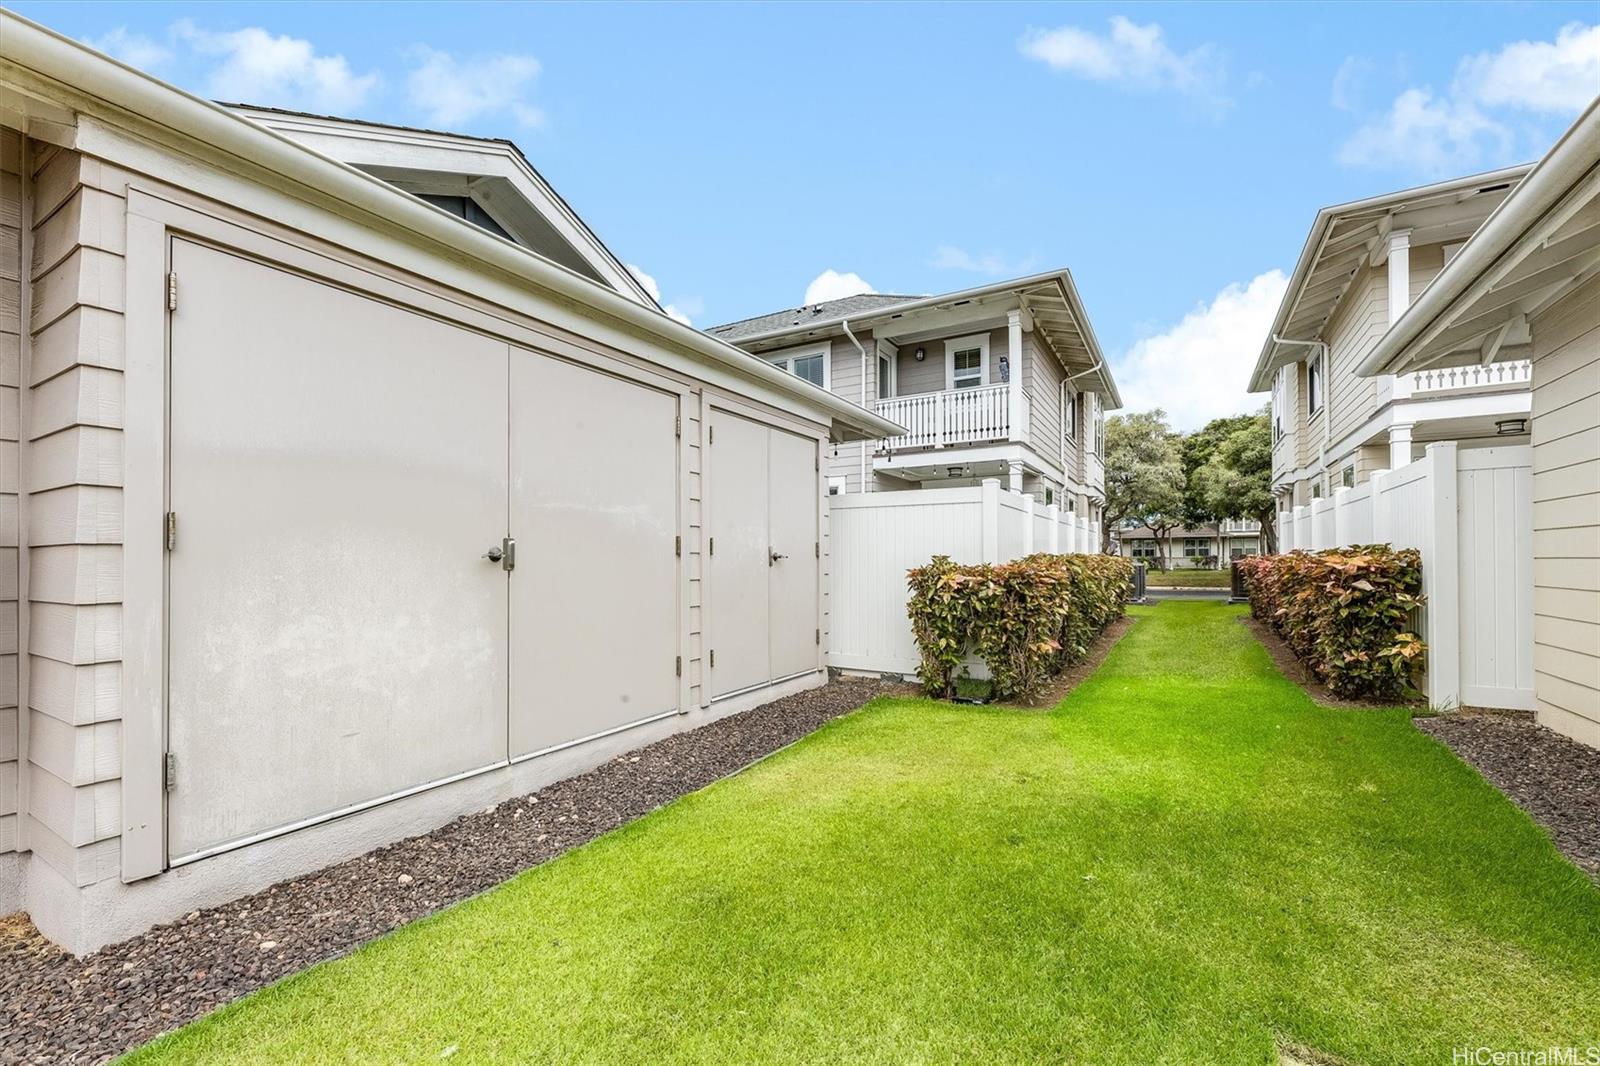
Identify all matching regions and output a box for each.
[1092,394,1105,457]
[764,342,830,390]
[1183,538,1211,557]
[827,476,847,496]
[1342,465,1355,488]
[944,333,989,390]
[876,342,896,400]
[1306,355,1322,417]
[1064,387,1077,441]
[1130,542,1156,559]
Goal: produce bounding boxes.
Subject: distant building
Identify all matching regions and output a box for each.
[1116,520,1263,568]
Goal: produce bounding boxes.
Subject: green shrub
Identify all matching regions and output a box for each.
[906,554,1133,702]
[1239,546,1426,700]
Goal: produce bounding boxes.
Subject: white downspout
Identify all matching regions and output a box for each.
[842,319,868,492]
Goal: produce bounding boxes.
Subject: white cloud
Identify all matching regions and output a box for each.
[1458,22,1600,114]
[171,19,381,112]
[83,27,172,70]
[803,270,876,305]
[404,46,544,129]
[1019,17,1229,112]
[930,245,1036,277]
[1330,55,1373,112]
[1339,23,1598,174]
[626,264,694,326]
[1337,88,1510,173]
[1114,270,1288,432]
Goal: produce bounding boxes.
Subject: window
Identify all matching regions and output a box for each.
[765,342,830,390]
[1130,542,1156,559]
[1306,356,1322,417]
[1044,488,1054,506]
[1230,546,1256,560]
[1183,538,1211,557]
[944,334,989,390]
[1064,388,1077,440]
[1092,394,1105,457]
[1342,466,1355,489]
[876,346,896,399]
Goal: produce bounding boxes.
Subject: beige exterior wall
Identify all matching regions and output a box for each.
[1,129,19,867]
[891,326,1007,395]
[1323,267,1386,445]
[1529,274,1600,748]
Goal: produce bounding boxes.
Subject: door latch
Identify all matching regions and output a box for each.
[483,537,515,571]
[769,548,788,565]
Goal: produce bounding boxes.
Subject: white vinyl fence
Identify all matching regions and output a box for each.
[830,479,1102,676]
[1277,442,1532,711]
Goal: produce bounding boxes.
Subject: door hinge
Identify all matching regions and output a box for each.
[815,454,819,471]
[708,536,714,556]
[708,425,714,445]
[815,628,821,646]
[815,541,820,558]
[164,511,178,551]
[166,272,178,312]
[676,655,682,677]
[709,649,715,668]
[675,535,681,557]
[675,415,681,438]
[164,752,177,792]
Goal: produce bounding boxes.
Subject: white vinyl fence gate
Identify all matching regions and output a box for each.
[1279,442,1532,711]
[829,479,1102,676]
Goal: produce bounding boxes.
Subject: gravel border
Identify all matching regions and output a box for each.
[0,677,911,1065]
[1415,711,1600,878]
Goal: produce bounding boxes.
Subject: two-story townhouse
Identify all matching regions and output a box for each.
[708,271,1122,527]
[1249,166,1536,511]
[1116,520,1263,569]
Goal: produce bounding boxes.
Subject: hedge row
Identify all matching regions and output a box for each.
[907,553,1133,703]
[1237,547,1426,701]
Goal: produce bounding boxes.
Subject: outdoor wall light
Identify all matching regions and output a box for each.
[947,466,964,478]
[1495,418,1528,435]
[914,347,926,361]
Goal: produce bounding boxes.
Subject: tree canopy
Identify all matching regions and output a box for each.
[1102,409,1184,554]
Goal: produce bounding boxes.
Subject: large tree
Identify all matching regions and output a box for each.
[1180,413,1261,527]
[1189,412,1278,553]
[1102,409,1185,563]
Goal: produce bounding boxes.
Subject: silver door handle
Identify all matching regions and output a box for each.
[770,549,787,564]
[483,538,516,571]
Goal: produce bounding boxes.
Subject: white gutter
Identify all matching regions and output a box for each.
[1358,99,1600,377]
[0,11,903,443]
[841,318,868,490]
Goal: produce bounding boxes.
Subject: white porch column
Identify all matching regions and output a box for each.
[1389,422,1414,470]
[1387,228,1413,399]
[1007,308,1024,442]
[1007,460,1024,494]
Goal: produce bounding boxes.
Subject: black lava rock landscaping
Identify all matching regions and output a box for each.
[1416,711,1600,877]
[0,677,908,1066]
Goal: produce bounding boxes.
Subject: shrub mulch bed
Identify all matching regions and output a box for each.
[0,677,911,1066]
[1237,615,1411,710]
[1415,712,1600,879]
[1014,614,1138,708]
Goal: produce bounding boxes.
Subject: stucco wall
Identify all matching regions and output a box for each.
[1530,274,1600,748]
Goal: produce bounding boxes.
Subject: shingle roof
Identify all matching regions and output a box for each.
[706,293,926,342]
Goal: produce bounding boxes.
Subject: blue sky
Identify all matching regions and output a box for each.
[19,2,1598,428]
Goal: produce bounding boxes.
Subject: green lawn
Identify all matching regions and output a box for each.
[1143,567,1232,587]
[127,602,1600,1065]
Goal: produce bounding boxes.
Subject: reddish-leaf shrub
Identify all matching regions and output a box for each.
[1238,546,1426,700]
[907,553,1133,702]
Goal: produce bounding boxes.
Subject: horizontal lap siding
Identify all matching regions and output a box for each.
[1,129,18,854]
[826,335,870,493]
[1530,276,1600,747]
[1325,268,1385,449]
[1022,331,1066,486]
[24,146,126,884]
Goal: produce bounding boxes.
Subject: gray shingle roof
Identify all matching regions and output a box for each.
[707,293,926,342]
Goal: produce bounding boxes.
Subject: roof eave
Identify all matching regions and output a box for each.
[1357,101,1600,378]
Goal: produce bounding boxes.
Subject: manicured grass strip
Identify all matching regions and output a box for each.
[126,603,1600,1065]
[1142,567,1232,587]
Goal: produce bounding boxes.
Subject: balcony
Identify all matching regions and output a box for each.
[1407,359,1531,395]
[874,383,1010,451]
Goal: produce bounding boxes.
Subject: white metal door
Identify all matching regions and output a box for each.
[509,350,681,757]
[767,426,820,680]
[708,411,773,698]
[166,240,510,863]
